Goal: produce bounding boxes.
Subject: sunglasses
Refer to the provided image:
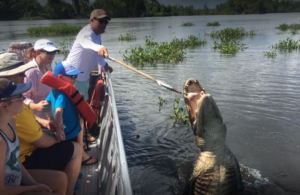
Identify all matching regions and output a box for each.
[41,50,58,55]
[95,19,109,25]
[64,75,78,80]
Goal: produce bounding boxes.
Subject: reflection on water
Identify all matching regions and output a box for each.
[1,13,300,195]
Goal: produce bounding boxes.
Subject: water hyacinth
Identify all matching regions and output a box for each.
[206,21,220,26]
[206,27,256,39]
[211,37,247,55]
[272,37,300,50]
[122,35,206,66]
[181,22,195,27]
[275,23,300,31]
[264,50,277,58]
[27,23,81,36]
[118,31,137,41]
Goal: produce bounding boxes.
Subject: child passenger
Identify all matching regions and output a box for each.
[46,61,98,165]
[0,78,67,195]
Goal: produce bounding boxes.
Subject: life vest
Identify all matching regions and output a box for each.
[88,67,104,128]
[40,71,97,129]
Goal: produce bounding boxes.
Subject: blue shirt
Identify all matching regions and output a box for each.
[46,89,81,140]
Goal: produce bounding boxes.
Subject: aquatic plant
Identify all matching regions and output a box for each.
[211,37,247,55]
[275,23,300,32]
[171,98,190,126]
[271,37,300,50]
[181,22,194,27]
[157,96,166,111]
[290,29,298,35]
[59,36,74,59]
[206,21,220,26]
[27,23,81,36]
[206,27,257,39]
[122,35,206,66]
[264,50,277,58]
[118,31,137,41]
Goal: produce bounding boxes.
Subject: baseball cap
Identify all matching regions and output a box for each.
[54,61,83,77]
[0,53,35,77]
[34,39,60,52]
[0,79,32,101]
[90,9,110,20]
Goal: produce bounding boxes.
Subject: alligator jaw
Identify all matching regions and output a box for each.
[183,78,205,133]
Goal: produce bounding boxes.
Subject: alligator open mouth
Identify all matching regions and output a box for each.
[183,78,205,133]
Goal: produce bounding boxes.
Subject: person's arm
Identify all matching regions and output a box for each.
[31,133,59,148]
[54,107,65,141]
[35,116,57,132]
[0,137,51,195]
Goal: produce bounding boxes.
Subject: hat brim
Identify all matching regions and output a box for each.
[66,69,83,76]
[43,46,60,52]
[0,63,35,77]
[95,15,111,20]
[10,82,32,97]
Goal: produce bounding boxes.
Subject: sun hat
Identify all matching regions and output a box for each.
[0,53,35,77]
[90,9,110,20]
[0,79,32,101]
[54,61,83,77]
[34,39,60,52]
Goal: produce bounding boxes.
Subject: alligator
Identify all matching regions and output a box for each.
[183,78,244,195]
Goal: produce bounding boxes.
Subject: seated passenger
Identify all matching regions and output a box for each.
[0,53,82,195]
[46,61,98,165]
[0,78,67,195]
[23,39,60,134]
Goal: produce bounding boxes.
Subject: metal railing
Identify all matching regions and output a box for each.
[97,71,132,195]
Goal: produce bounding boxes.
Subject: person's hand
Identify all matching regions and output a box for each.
[33,183,52,193]
[104,64,113,73]
[98,47,108,58]
[55,129,65,141]
[34,100,50,112]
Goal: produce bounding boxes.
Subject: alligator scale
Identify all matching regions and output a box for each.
[183,78,243,195]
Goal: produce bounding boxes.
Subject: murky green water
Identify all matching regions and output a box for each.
[1,13,300,195]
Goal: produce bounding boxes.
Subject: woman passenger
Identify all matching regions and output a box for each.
[0,78,67,195]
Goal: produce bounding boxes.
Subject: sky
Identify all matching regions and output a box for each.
[38,0,228,9]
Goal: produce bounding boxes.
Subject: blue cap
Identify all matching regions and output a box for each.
[0,80,32,101]
[54,61,82,77]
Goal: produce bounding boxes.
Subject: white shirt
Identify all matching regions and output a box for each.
[67,24,107,81]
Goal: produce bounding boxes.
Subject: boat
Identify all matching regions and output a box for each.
[7,42,133,195]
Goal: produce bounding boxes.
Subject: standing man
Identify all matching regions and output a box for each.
[67,9,113,100]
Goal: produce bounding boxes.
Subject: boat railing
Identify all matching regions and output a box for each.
[97,70,132,195]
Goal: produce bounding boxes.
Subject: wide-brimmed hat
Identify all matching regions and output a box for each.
[54,61,83,77]
[0,53,35,77]
[0,79,32,101]
[34,39,60,52]
[90,9,110,20]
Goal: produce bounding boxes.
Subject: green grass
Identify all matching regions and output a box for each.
[27,23,81,36]
[206,21,220,26]
[206,27,256,39]
[121,35,206,66]
[118,31,136,41]
[181,22,195,27]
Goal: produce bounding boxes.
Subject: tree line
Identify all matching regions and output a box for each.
[0,0,300,20]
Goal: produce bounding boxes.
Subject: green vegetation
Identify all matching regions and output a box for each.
[206,28,256,39]
[181,22,195,27]
[118,32,137,41]
[2,0,300,20]
[171,98,190,126]
[275,23,300,32]
[212,38,247,55]
[157,97,166,111]
[271,37,300,50]
[264,50,277,58]
[206,21,220,26]
[58,37,74,59]
[27,24,81,36]
[121,35,206,66]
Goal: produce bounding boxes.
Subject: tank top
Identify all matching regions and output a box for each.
[0,123,22,186]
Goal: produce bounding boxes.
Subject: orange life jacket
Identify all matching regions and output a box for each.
[40,71,97,129]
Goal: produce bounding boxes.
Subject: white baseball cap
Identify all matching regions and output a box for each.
[34,39,60,52]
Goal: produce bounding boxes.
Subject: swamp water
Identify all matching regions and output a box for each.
[1,13,300,195]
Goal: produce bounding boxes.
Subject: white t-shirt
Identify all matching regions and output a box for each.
[67,24,107,81]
